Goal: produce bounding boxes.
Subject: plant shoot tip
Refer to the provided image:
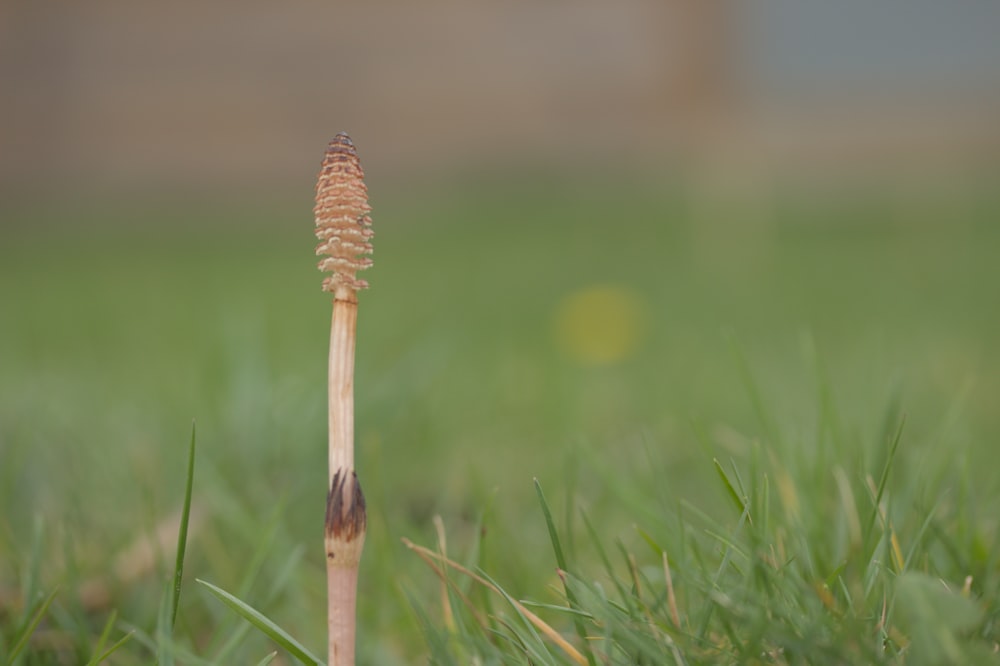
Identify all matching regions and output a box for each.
[314,134,373,293]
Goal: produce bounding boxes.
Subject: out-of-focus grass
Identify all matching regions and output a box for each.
[1,178,998,662]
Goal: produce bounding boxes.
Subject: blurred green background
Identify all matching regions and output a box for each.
[2,1,1000,662]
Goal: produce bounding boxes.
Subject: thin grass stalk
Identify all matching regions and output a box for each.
[314,132,373,666]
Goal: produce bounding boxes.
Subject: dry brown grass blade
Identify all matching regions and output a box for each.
[662,551,681,628]
[432,515,457,632]
[405,535,489,631]
[402,538,588,666]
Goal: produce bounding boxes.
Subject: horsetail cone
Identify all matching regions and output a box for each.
[315,132,374,296]
[315,132,370,666]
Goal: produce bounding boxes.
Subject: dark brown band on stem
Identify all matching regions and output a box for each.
[325,469,367,542]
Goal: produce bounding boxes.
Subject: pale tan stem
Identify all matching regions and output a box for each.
[328,288,358,481]
[327,533,362,665]
[326,286,366,666]
[325,470,366,666]
[325,471,367,666]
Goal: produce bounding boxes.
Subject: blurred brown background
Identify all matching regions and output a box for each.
[3,0,999,200]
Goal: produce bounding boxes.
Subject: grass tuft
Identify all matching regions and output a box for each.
[405,405,1000,664]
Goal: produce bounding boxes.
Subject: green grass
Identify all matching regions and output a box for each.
[1,178,999,663]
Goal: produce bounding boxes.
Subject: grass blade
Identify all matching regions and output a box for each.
[156,579,175,666]
[581,510,632,608]
[87,609,120,665]
[171,422,197,629]
[90,629,136,665]
[403,587,460,665]
[534,478,596,666]
[196,578,323,666]
[7,586,59,662]
[534,479,569,573]
[90,609,116,662]
[865,417,905,544]
[713,458,748,520]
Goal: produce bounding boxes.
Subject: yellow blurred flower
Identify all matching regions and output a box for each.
[552,285,647,365]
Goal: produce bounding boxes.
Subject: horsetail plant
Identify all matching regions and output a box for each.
[314,132,373,666]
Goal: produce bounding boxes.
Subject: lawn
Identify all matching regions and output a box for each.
[1,176,999,663]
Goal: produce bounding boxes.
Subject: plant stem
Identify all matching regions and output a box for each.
[325,288,366,666]
[328,291,358,476]
[314,133,372,666]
